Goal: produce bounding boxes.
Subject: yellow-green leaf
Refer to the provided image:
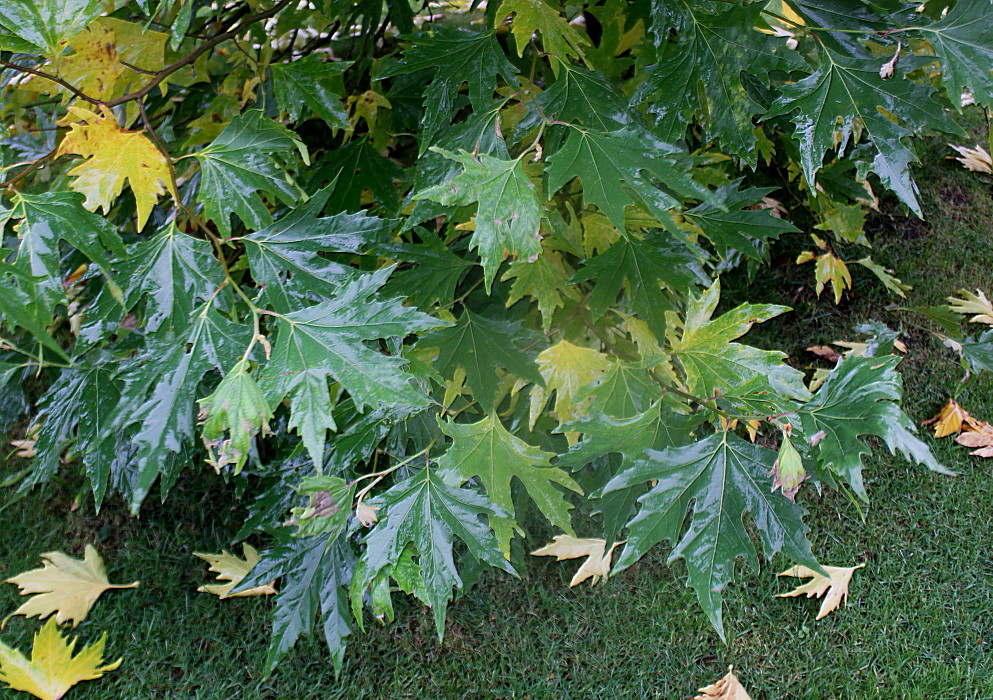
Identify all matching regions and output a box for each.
[3,545,139,628]
[533,338,610,424]
[56,105,176,231]
[193,544,277,599]
[0,618,122,700]
[495,0,589,73]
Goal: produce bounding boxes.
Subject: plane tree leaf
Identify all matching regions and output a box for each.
[271,55,351,130]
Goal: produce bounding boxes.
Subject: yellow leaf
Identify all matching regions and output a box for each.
[193,543,276,599]
[0,618,122,700]
[694,666,752,700]
[533,339,610,424]
[947,143,993,174]
[776,562,866,620]
[531,535,620,587]
[57,105,176,231]
[923,398,979,438]
[3,545,139,628]
[799,248,851,304]
[947,288,993,326]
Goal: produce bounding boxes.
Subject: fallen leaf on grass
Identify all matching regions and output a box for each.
[955,421,993,458]
[923,398,979,438]
[776,563,865,620]
[3,546,139,628]
[947,144,993,174]
[0,617,121,700]
[193,543,276,598]
[694,666,752,700]
[531,535,621,587]
[807,345,841,363]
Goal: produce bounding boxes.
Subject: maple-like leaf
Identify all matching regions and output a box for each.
[923,2,993,112]
[287,476,356,538]
[777,562,866,620]
[0,617,122,700]
[947,289,993,326]
[437,415,582,556]
[765,51,962,215]
[2,545,139,628]
[364,466,516,636]
[0,0,105,54]
[501,249,570,332]
[694,666,752,700]
[415,148,542,292]
[533,339,611,425]
[496,0,589,71]
[194,543,277,598]
[604,431,822,639]
[531,535,620,586]
[670,280,809,401]
[56,105,176,232]
[798,246,852,304]
[271,55,350,130]
[421,310,544,409]
[193,111,306,235]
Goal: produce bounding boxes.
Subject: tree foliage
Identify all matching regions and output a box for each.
[1,0,987,675]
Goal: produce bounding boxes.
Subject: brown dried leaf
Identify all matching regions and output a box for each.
[948,144,993,174]
[922,398,979,438]
[694,666,752,700]
[807,345,841,363]
[955,421,993,458]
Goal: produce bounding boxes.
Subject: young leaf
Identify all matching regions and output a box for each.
[194,543,277,598]
[603,431,822,639]
[2,545,139,628]
[364,466,516,637]
[415,148,542,292]
[776,562,866,620]
[0,617,122,700]
[437,415,582,556]
[531,535,620,587]
[56,105,176,231]
[534,339,611,425]
[198,358,272,474]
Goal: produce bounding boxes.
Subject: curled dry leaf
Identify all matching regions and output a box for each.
[807,345,841,363]
[776,563,866,620]
[694,666,752,700]
[356,501,380,528]
[0,617,122,700]
[923,398,978,437]
[955,421,993,458]
[193,543,276,598]
[947,144,993,174]
[3,545,139,628]
[531,535,620,587]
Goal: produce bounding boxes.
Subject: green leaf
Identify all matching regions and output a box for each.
[532,65,634,132]
[502,250,570,332]
[9,191,125,304]
[571,232,707,334]
[573,360,662,419]
[682,181,800,260]
[765,52,962,215]
[638,2,802,163]
[378,233,475,309]
[923,2,993,111]
[545,127,710,232]
[119,223,225,335]
[233,533,353,675]
[380,28,518,149]
[797,354,953,500]
[198,358,272,474]
[671,280,810,400]
[364,466,516,637]
[961,330,993,374]
[0,0,104,53]
[603,430,821,639]
[194,111,307,235]
[262,267,445,426]
[496,0,589,71]
[271,55,351,129]
[420,309,545,409]
[288,476,355,538]
[241,187,392,313]
[110,305,251,511]
[438,415,582,556]
[0,278,69,361]
[415,148,543,292]
[313,139,405,214]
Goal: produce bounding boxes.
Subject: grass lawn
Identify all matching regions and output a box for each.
[2,122,993,699]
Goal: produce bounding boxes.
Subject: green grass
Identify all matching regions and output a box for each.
[3,120,993,698]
